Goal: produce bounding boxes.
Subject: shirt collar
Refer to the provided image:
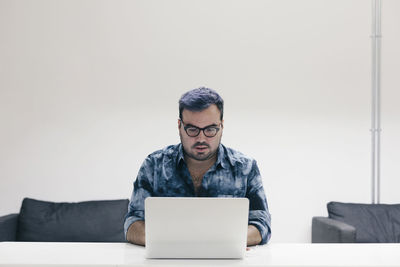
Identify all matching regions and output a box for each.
[216,144,229,169]
[176,144,185,166]
[176,143,229,170]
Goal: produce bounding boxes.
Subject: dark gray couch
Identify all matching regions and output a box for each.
[312,201,400,243]
[0,198,129,242]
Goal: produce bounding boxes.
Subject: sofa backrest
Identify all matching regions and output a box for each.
[327,202,400,243]
[17,198,129,242]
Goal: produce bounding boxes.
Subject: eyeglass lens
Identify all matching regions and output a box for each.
[186,126,218,137]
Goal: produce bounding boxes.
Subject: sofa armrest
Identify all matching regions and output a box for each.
[0,213,19,241]
[312,216,356,243]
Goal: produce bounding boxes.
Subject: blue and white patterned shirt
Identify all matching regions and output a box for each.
[124,143,271,244]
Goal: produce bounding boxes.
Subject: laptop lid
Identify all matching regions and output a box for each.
[145,197,249,259]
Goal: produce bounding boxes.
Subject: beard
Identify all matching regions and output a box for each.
[184,143,218,161]
[179,132,220,162]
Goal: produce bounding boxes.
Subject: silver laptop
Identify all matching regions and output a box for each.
[145,197,249,259]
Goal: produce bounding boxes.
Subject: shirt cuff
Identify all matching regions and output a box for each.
[124,214,144,240]
[249,210,271,245]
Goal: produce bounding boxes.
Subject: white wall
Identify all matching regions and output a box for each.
[1,0,399,243]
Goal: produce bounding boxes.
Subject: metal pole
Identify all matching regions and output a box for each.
[371,0,381,204]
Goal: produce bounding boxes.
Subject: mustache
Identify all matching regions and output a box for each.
[192,142,209,148]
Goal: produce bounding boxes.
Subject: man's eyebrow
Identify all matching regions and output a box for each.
[186,123,219,128]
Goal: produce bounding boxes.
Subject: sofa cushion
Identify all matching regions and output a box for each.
[17,198,129,242]
[327,202,400,243]
[0,213,19,241]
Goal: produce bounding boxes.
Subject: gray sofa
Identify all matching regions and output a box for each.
[312,201,400,243]
[0,198,129,242]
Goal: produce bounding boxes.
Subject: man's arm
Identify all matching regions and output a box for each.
[247,225,262,246]
[246,160,272,245]
[126,220,146,246]
[124,157,154,244]
[127,220,259,247]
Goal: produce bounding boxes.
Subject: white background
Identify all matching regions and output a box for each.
[0,0,399,243]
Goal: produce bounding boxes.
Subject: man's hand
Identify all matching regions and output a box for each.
[127,221,260,247]
[247,225,262,246]
[126,220,146,246]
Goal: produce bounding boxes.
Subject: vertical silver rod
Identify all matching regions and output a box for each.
[371,0,381,204]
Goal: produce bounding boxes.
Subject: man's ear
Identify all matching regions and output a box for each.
[178,119,181,129]
[221,119,224,128]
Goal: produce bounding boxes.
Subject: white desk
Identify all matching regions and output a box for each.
[0,242,400,266]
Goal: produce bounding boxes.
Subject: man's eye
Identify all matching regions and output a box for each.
[205,127,217,133]
[187,127,199,133]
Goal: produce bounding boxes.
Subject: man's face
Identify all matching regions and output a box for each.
[179,104,223,162]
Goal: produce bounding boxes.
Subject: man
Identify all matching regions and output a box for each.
[124,87,271,246]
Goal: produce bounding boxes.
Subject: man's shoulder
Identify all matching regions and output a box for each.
[146,144,180,160]
[221,144,256,167]
[221,145,259,176]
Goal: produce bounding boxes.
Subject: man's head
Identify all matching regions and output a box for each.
[179,87,224,121]
[178,87,224,162]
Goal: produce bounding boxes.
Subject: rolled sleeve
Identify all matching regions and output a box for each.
[249,210,272,244]
[124,158,154,239]
[246,160,272,244]
[124,212,144,238]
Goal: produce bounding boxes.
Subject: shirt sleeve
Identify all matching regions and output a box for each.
[246,160,272,244]
[124,157,154,240]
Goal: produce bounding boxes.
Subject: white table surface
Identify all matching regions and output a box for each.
[1,242,400,267]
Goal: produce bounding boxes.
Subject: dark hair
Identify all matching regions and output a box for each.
[179,87,224,120]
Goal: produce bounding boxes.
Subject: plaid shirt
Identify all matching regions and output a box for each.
[124,143,271,244]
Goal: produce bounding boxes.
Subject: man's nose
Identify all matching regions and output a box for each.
[195,130,207,141]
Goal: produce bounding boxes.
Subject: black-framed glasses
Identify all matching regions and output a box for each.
[180,120,221,138]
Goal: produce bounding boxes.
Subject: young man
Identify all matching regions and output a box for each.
[124,87,271,246]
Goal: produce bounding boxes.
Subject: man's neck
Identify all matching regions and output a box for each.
[184,154,217,174]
